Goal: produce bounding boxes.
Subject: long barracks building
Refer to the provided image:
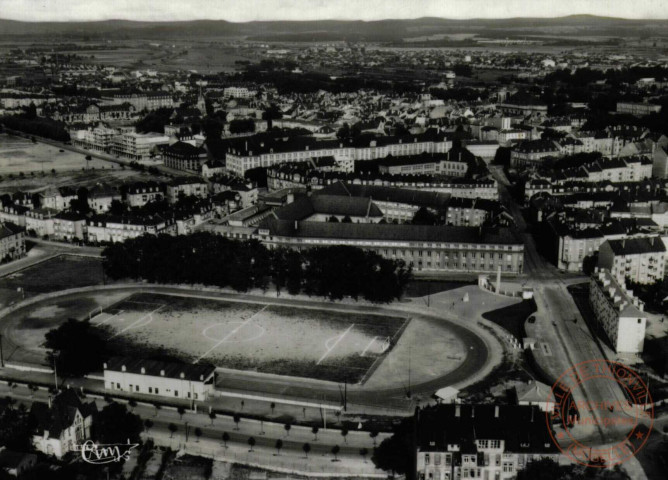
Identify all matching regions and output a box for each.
[225,130,453,176]
[256,219,524,274]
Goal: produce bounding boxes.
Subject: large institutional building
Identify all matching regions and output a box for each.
[257,220,524,274]
[225,130,453,176]
[589,268,647,354]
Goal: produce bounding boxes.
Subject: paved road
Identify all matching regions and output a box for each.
[0,381,384,474]
[490,166,642,452]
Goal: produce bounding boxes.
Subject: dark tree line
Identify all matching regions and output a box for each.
[102,233,411,303]
[0,114,70,142]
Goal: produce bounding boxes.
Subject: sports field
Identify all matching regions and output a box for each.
[91,292,409,383]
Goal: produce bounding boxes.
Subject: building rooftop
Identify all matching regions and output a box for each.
[104,356,215,382]
[260,218,521,245]
[417,404,557,454]
[606,237,666,256]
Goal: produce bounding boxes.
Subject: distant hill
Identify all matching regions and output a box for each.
[0,15,666,40]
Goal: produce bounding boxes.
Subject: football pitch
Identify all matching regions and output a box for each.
[91,292,410,383]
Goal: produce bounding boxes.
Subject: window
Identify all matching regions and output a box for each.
[148,387,153,393]
[155,388,159,394]
[135,385,139,392]
[175,390,179,397]
[116,383,121,389]
[425,454,430,465]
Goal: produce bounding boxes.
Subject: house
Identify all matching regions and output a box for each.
[589,268,647,354]
[88,185,122,213]
[417,404,558,480]
[30,389,97,459]
[0,222,26,262]
[512,380,555,413]
[39,187,77,212]
[103,357,216,401]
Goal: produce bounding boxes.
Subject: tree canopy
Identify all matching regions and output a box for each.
[102,233,411,303]
[44,319,107,376]
[92,402,143,445]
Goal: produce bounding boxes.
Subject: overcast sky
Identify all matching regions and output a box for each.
[0,0,666,22]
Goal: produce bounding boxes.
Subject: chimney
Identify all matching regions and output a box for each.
[245,141,248,151]
[494,405,500,418]
[294,220,298,230]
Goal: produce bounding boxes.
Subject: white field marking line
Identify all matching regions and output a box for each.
[360,336,379,357]
[317,323,355,365]
[94,310,124,326]
[110,305,165,339]
[194,305,268,364]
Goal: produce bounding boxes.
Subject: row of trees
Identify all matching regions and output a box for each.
[102,233,412,302]
[0,114,70,142]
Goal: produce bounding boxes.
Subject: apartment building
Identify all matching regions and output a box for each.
[616,102,662,116]
[417,404,559,480]
[376,151,468,177]
[111,132,169,160]
[52,212,86,241]
[125,182,165,207]
[103,91,174,111]
[166,178,210,203]
[0,203,29,227]
[598,236,666,285]
[0,222,25,262]
[25,208,58,237]
[223,86,257,99]
[510,140,560,168]
[71,125,119,152]
[589,268,647,353]
[86,214,176,244]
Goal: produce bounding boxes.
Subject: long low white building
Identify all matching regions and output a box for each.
[103,357,216,401]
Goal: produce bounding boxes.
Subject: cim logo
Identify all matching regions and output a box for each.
[77,441,139,464]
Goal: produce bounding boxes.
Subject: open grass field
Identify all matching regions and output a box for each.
[0,161,172,194]
[0,254,105,306]
[92,292,410,383]
[0,134,112,174]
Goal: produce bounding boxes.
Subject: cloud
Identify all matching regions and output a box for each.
[0,0,666,22]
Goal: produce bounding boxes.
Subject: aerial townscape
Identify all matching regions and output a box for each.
[0,1,668,479]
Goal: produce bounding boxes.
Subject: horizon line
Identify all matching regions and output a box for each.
[1,13,667,24]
